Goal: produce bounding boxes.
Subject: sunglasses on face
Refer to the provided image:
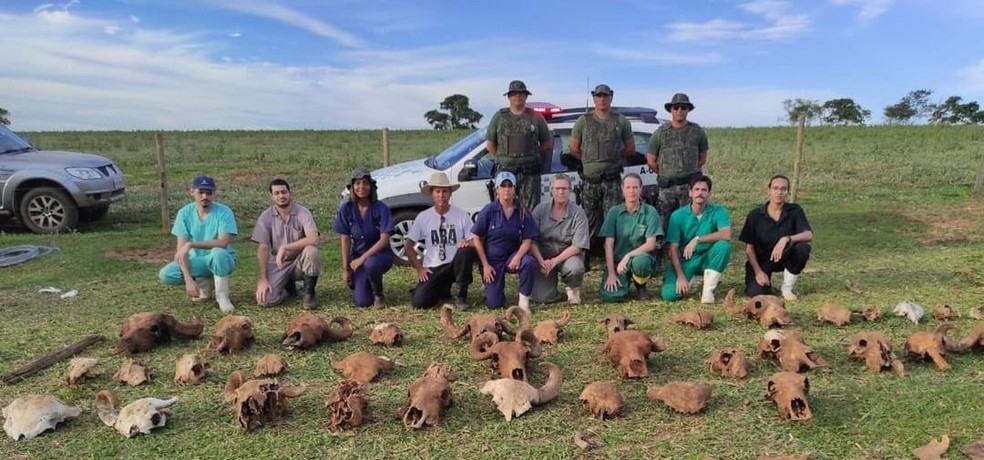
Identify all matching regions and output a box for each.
[671,106,690,111]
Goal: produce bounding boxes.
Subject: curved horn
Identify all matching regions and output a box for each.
[93,390,120,427]
[325,316,354,341]
[468,332,499,360]
[505,306,531,329]
[163,312,204,338]
[516,328,542,358]
[535,362,563,404]
[223,370,247,402]
[148,397,179,410]
[440,304,470,339]
[555,310,571,327]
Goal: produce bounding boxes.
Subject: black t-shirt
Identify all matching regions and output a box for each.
[739,202,812,260]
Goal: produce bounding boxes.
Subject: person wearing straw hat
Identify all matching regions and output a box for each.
[159,174,239,313]
[471,171,540,312]
[486,80,553,211]
[646,93,709,231]
[405,172,477,309]
[333,168,395,309]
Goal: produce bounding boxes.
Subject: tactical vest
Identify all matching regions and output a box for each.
[657,122,701,179]
[495,108,541,170]
[580,114,624,180]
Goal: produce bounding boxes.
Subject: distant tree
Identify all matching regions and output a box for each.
[0,107,9,126]
[884,89,933,124]
[929,96,984,125]
[424,94,483,130]
[821,98,871,125]
[781,98,822,125]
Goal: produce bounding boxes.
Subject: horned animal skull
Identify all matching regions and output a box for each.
[94,390,177,438]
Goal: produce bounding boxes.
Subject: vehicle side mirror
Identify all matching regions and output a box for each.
[624,152,647,166]
[459,159,478,181]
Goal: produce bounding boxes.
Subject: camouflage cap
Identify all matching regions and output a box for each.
[504,80,532,96]
[665,93,695,112]
[591,84,613,96]
[347,168,376,189]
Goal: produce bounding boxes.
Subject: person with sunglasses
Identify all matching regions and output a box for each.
[645,93,710,232]
[405,172,477,309]
[471,171,540,312]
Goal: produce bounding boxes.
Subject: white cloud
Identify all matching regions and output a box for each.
[129,15,140,23]
[210,0,365,48]
[228,31,241,38]
[956,58,984,93]
[104,25,120,35]
[668,1,809,43]
[830,0,893,22]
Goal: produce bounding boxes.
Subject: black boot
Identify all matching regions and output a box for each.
[635,282,651,301]
[302,275,319,310]
[454,284,469,310]
[285,279,298,297]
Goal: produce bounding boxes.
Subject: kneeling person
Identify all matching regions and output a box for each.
[252,179,321,309]
[598,173,663,302]
[661,175,732,303]
[406,173,476,309]
[530,174,590,304]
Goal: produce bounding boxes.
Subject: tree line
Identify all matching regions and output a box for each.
[782,89,984,126]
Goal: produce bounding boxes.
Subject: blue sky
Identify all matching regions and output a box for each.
[1,0,982,130]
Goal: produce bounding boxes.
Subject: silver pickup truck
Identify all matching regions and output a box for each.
[0,124,126,233]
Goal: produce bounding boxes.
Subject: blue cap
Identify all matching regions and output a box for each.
[495,171,517,187]
[191,175,216,191]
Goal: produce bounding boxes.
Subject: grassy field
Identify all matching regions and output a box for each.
[1,125,983,459]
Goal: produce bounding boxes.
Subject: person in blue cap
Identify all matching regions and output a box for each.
[333,168,394,308]
[470,171,540,312]
[159,174,239,313]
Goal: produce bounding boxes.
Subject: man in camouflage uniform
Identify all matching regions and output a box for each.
[570,84,636,239]
[646,93,709,231]
[486,80,553,211]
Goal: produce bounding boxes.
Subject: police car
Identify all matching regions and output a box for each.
[352,106,664,264]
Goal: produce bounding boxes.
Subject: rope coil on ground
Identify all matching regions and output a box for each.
[0,245,58,268]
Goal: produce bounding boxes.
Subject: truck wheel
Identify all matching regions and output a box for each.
[390,209,425,266]
[19,187,79,234]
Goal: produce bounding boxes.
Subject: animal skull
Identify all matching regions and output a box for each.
[223,371,307,432]
[931,304,959,321]
[904,322,960,370]
[3,395,80,440]
[65,357,102,385]
[94,390,177,438]
[815,303,853,327]
[479,362,562,421]
[370,322,404,346]
[469,328,542,381]
[765,371,812,421]
[670,309,714,329]
[254,354,287,377]
[744,295,792,329]
[601,329,667,379]
[847,331,904,376]
[533,310,571,345]
[115,312,203,354]
[113,357,153,386]
[705,347,750,380]
[403,363,454,429]
[330,352,394,384]
[282,314,353,350]
[599,314,633,337]
[894,300,925,324]
[325,379,369,429]
[173,353,208,385]
[757,329,828,373]
[578,381,622,420]
[208,315,255,354]
[441,304,526,341]
[646,381,712,415]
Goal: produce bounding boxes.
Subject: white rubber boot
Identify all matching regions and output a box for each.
[701,269,722,304]
[565,287,582,305]
[781,269,799,300]
[214,276,235,313]
[518,294,531,314]
[193,278,214,302]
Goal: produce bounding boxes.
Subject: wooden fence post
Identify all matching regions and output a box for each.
[973,148,984,199]
[790,116,805,203]
[155,132,169,234]
[382,128,391,167]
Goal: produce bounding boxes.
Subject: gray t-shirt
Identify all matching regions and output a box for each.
[531,200,590,259]
[406,206,473,268]
[250,203,319,262]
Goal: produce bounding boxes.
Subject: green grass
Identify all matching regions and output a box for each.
[2,125,984,459]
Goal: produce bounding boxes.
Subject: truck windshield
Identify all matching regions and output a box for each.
[428,128,487,170]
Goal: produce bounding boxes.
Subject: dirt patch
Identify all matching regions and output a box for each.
[904,203,984,245]
[103,246,173,264]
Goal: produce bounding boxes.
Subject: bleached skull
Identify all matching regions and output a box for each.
[94,390,177,438]
[3,395,80,440]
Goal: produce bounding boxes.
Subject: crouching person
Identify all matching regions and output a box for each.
[599,173,663,302]
[661,175,732,303]
[334,169,394,309]
[159,175,238,313]
[530,174,590,304]
[406,173,476,309]
[252,179,321,309]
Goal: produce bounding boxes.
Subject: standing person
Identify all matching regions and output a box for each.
[529,174,590,304]
[646,93,710,229]
[471,171,540,312]
[739,174,813,300]
[333,169,394,309]
[251,178,321,310]
[570,83,636,239]
[486,80,553,211]
[661,175,732,303]
[598,173,663,302]
[405,172,477,310]
[158,175,238,313]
